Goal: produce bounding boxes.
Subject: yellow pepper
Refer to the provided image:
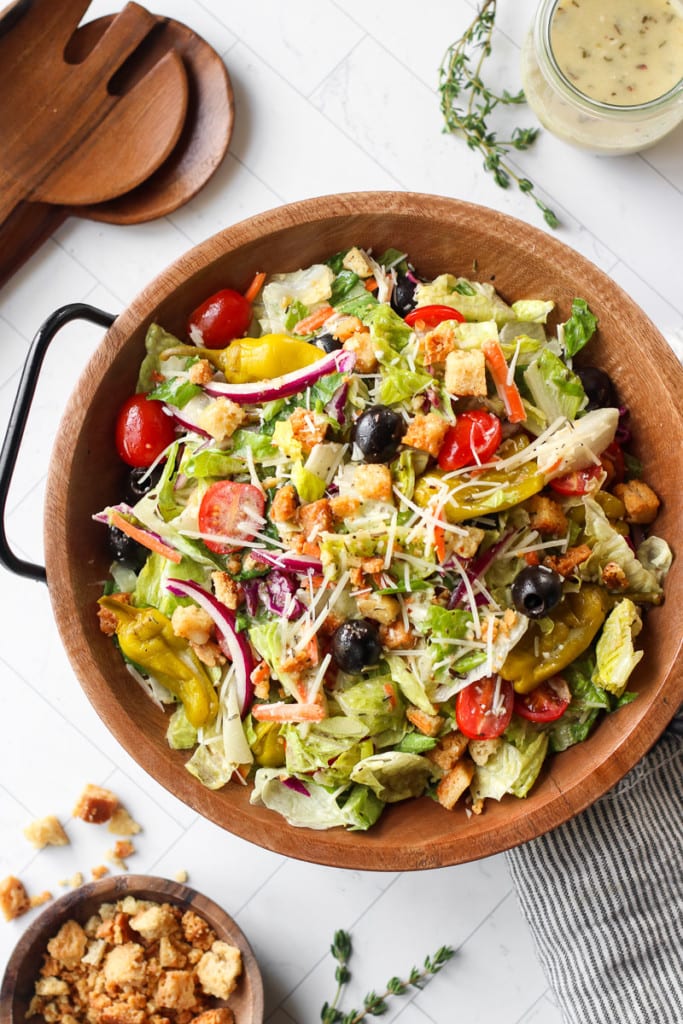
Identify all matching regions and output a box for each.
[250,721,286,767]
[162,335,323,383]
[414,462,544,524]
[98,599,218,728]
[500,585,611,694]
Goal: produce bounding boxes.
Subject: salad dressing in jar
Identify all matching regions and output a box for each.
[521,0,683,154]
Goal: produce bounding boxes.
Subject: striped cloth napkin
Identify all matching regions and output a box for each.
[506,328,683,1024]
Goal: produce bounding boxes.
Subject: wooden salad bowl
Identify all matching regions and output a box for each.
[0,874,264,1024]
[37,193,683,869]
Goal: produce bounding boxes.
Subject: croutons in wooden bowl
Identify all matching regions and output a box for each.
[0,874,263,1024]
[33,192,683,869]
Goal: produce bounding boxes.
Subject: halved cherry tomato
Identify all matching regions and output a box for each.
[548,463,603,496]
[115,394,176,468]
[455,675,514,740]
[437,409,502,472]
[198,481,266,554]
[513,675,571,723]
[404,304,466,328]
[187,288,252,349]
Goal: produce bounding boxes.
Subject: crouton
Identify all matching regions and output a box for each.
[331,315,364,342]
[601,561,629,591]
[35,977,70,997]
[468,738,502,766]
[197,398,245,443]
[97,592,132,636]
[421,323,457,365]
[196,941,242,1000]
[288,406,329,453]
[342,246,374,278]
[330,494,361,521]
[450,525,486,560]
[159,935,187,969]
[426,731,469,772]
[436,759,475,810]
[526,495,569,536]
[402,412,450,458]
[191,640,226,668]
[210,571,242,611]
[98,1002,147,1024]
[406,707,443,737]
[444,349,487,397]
[190,1010,235,1024]
[130,904,179,943]
[354,463,394,502]
[355,591,400,626]
[269,483,298,523]
[0,875,30,920]
[30,891,53,909]
[24,814,69,849]
[73,784,119,824]
[92,865,110,880]
[297,498,333,538]
[171,605,214,646]
[182,911,217,951]
[342,330,377,373]
[107,808,141,837]
[188,359,214,385]
[379,619,417,650]
[250,660,271,700]
[544,543,592,577]
[155,970,198,1012]
[48,920,88,970]
[613,479,660,524]
[103,943,147,990]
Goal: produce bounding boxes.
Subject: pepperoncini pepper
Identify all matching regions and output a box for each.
[98,598,218,728]
[250,721,286,767]
[415,463,544,523]
[500,584,611,694]
[162,335,323,383]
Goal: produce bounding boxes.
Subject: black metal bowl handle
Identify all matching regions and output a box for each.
[0,303,117,583]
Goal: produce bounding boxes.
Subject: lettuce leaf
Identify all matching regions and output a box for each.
[523,348,587,423]
[562,298,598,357]
[137,324,184,392]
[349,751,432,802]
[593,598,643,697]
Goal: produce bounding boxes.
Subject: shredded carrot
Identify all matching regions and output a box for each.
[150,370,165,383]
[364,276,378,292]
[251,701,326,723]
[243,271,267,304]
[110,511,182,564]
[293,305,335,335]
[433,508,447,564]
[483,339,526,424]
[383,682,397,709]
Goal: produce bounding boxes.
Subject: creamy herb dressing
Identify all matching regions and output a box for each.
[550,0,683,105]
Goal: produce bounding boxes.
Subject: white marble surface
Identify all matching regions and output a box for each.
[1,2,681,1021]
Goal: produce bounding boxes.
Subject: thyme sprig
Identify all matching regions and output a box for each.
[439,0,560,228]
[321,928,454,1023]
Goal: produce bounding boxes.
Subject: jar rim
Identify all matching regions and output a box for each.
[536,0,683,115]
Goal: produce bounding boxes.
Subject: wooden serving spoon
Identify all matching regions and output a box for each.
[0,14,234,291]
[0,0,189,220]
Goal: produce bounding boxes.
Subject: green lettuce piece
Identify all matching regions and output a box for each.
[523,348,587,423]
[319,530,384,578]
[230,428,279,462]
[504,717,549,797]
[166,706,198,750]
[470,742,523,802]
[291,460,326,502]
[384,654,436,715]
[415,275,514,325]
[378,366,433,405]
[335,677,405,736]
[377,247,408,269]
[156,442,183,522]
[349,751,432,802]
[134,552,211,617]
[185,744,235,790]
[283,718,368,778]
[330,269,361,305]
[452,320,499,348]
[109,561,139,594]
[259,264,334,333]
[131,493,224,568]
[499,330,546,366]
[582,498,663,596]
[548,653,606,752]
[250,769,349,829]
[181,448,246,479]
[511,300,554,323]
[335,292,378,318]
[396,733,439,753]
[137,324,184,392]
[636,536,673,584]
[339,784,385,830]
[249,621,287,683]
[562,298,598,357]
[422,605,473,663]
[147,376,201,409]
[362,302,412,356]
[593,598,643,697]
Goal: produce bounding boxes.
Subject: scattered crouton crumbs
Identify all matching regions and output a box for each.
[29,891,53,910]
[73,784,119,825]
[0,875,31,921]
[91,865,109,880]
[27,896,243,1024]
[106,839,136,870]
[107,806,142,836]
[24,815,69,849]
[59,872,84,889]
[175,870,189,884]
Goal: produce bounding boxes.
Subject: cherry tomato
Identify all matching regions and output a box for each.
[115,394,176,468]
[455,676,514,740]
[548,463,603,496]
[187,288,252,349]
[513,675,571,723]
[437,410,502,472]
[404,304,466,328]
[198,481,266,554]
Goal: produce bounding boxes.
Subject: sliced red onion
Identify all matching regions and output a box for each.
[92,502,136,525]
[166,578,254,717]
[263,570,305,620]
[325,380,348,425]
[250,548,323,573]
[448,531,519,609]
[281,776,310,797]
[202,349,356,404]
[164,403,211,437]
[241,578,261,617]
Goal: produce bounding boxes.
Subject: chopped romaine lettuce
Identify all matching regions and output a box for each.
[593,598,643,697]
[582,498,663,596]
[350,751,433,802]
[562,298,598,357]
[166,705,198,750]
[137,323,183,392]
[504,717,549,797]
[523,349,587,423]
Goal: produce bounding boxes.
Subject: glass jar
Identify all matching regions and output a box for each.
[521,0,683,155]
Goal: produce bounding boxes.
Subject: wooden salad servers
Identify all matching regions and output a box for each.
[0,0,234,288]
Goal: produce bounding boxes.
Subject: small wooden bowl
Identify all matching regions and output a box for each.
[0,874,264,1024]
[43,192,683,870]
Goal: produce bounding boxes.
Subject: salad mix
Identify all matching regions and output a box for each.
[96,246,671,831]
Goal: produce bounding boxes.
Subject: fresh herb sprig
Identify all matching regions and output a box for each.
[439,0,560,228]
[321,928,454,1023]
